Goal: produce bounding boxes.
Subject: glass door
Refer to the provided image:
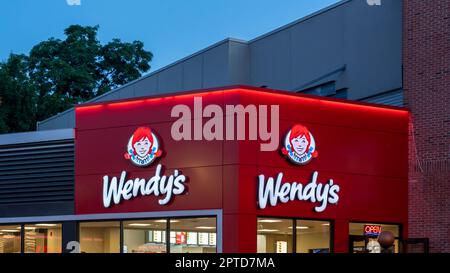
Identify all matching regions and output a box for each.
[349,235,367,253]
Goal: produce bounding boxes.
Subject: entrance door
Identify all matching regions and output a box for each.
[350,235,386,253]
[349,235,367,253]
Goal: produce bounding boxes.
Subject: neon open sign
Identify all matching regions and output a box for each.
[364,225,382,236]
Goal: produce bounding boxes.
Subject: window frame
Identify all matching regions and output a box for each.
[77,215,218,253]
[77,219,121,253]
[0,221,63,254]
[257,216,334,253]
[0,223,23,254]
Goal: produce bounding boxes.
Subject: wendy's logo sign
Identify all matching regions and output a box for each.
[257,124,340,212]
[124,127,162,167]
[102,126,187,208]
[257,171,340,212]
[281,124,318,165]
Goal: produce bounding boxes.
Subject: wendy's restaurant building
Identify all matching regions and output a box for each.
[1,0,448,254]
[0,86,410,253]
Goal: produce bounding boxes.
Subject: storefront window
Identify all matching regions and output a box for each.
[123,219,167,253]
[296,220,331,253]
[170,218,216,253]
[257,218,293,253]
[349,222,400,253]
[0,225,21,253]
[24,223,62,253]
[79,221,120,253]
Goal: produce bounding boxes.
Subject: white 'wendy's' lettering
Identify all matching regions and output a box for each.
[258,171,340,212]
[103,164,186,207]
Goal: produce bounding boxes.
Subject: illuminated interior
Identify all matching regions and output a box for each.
[257,218,331,253]
[79,221,120,253]
[170,218,217,253]
[24,223,62,253]
[78,217,217,253]
[296,220,331,253]
[0,225,21,253]
[123,219,167,253]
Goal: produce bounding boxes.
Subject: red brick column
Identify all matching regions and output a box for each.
[403,0,450,253]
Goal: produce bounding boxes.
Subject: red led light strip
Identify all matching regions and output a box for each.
[75,88,409,116]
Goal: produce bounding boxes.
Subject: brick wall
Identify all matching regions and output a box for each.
[403,0,450,252]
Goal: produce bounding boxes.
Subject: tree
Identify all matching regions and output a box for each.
[98,39,151,95]
[0,54,36,133]
[0,24,153,133]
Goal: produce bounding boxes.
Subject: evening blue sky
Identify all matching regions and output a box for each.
[0,0,339,72]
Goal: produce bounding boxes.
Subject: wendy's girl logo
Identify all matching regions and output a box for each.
[124,127,162,167]
[103,127,186,208]
[281,124,318,165]
[258,124,340,213]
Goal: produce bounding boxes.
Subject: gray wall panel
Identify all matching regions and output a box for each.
[202,42,230,88]
[250,30,292,90]
[65,110,75,129]
[360,89,404,107]
[117,85,135,99]
[0,202,73,217]
[0,129,73,146]
[134,74,159,98]
[249,0,402,98]
[38,112,67,131]
[158,64,184,93]
[289,5,345,90]
[182,54,204,90]
[343,0,402,100]
[94,89,120,102]
[228,41,250,86]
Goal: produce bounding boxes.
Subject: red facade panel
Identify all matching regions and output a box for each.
[75,86,409,252]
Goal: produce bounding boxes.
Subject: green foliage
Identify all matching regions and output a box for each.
[98,39,152,95]
[0,25,152,133]
[0,54,36,133]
